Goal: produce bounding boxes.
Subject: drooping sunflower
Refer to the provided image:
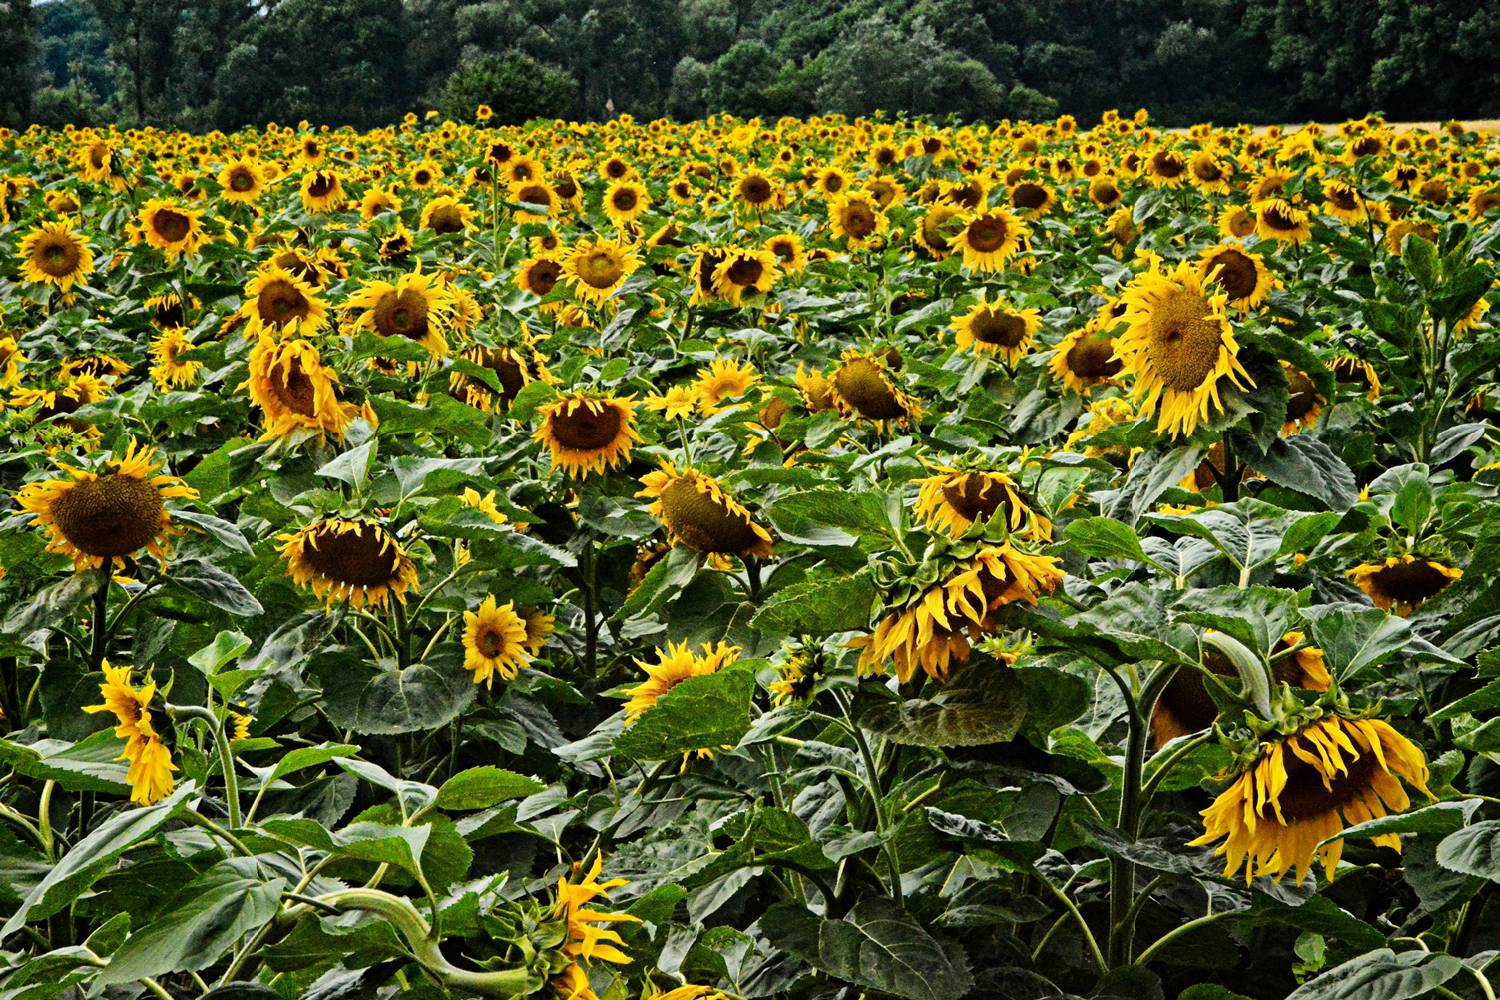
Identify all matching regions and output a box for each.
[1255,198,1312,244]
[1190,715,1432,884]
[1331,354,1381,402]
[1151,631,1330,748]
[1348,555,1462,617]
[831,350,921,428]
[1282,361,1327,434]
[359,185,403,219]
[83,662,176,805]
[236,264,328,339]
[149,330,202,391]
[534,393,641,478]
[827,191,888,249]
[278,518,419,609]
[218,158,263,204]
[462,595,531,687]
[346,269,457,358]
[76,139,113,183]
[243,335,368,442]
[637,462,774,560]
[16,438,198,571]
[796,361,838,413]
[421,195,475,235]
[452,344,538,412]
[145,291,187,329]
[18,220,96,293]
[711,246,780,306]
[139,199,207,258]
[1114,260,1254,438]
[561,237,641,305]
[951,295,1041,364]
[300,170,344,213]
[552,854,641,968]
[852,541,1064,683]
[1199,244,1275,311]
[914,468,1052,541]
[952,208,1029,273]
[1049,321,1124,394]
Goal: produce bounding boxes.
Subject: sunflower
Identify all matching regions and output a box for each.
[1218,204,1257,240]
[515,254,565,302]
[346,270,457,358]
[77,139,113,183]
[1151,632,1330,748]
[1049,321,1123,393]
[137,199,207,258]
[765,232,808,273]
[462,596,531,687]
[712,246,779,306]
[300,170,344,213]
[16,438,197,571]
[452,344,537,411]
[18,219,96,293]
[1255,198,1312,244]
[827,191,888,249]
[1322,179,1367,224]
[83,662,175,805]
[1199,244,1275,310]
[1009,180,1056,217]
[735,171,783,212]
[535,393,641,478]
[360,185,403,219]
[625,640,742,725]
[244,335,368,442]
[795,362,837,412]
[421,195,475,235]
[1188,151,1233,193]
[913,204,964,260]
[951,295,1040,364]
[952,208,1028,273]
[236,264,328,339]
[562,237,641,305]
[145,291,187,329]
[852,542,1064,684]
[1348,556,1462,617]
[1114,260,1254,438]
[218,158,263,204]
[603,178,651,229]
[693,357,760,412]
[1190,715,1432,884]
[1145,148,1189,187]
[278,518,419,609]
[637,462,774,559]
[149,330,202,391]
[1089,175,1124,209]
[830,350,920,428]
[0,336,26,389]
[553,854,641,968]
[1282,362,1327,434]
[1332,354,1381,401]
[510,181,557,223]
[914,468,1051,541]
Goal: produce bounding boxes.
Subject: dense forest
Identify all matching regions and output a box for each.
[3,0,1500,129]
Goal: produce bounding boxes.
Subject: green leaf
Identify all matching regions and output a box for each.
[1063,516,1150,564]
[173,510,254,554]
[613,667,755,760]
[1328,800,1481,843]
[2,782,196,935]
[247,742,361,787]
[262,818,429,877]
[1304,605,1412,680]
[1246,435,1358,510]
[169,559,264,617]
[435,766,545,810]
[749,569,875,636]
[1285,948,1461,1000]
[1403,234,1440,292]
[856,661,1025,747]
[4,572,97,638]
[1435,820,1500,880]
[314,438,378,489]
[0,730,132,794]
[187,630,252,674]
[98,860,285,984]
[1107,443,1205,524]
[761,898,974,1000]
[768,488,895,539]
[313,648,476,736]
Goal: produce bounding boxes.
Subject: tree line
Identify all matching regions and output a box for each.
[3,0,1500,130]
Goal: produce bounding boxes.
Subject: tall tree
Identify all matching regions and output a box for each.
[0,0,39,126]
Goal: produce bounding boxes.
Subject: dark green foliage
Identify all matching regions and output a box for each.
[438,50,579,124]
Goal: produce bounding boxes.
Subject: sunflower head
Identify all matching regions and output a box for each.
[535,393,641,478]
[637,462,774,560]
[953,208,1028,273]
[1199,244,1275,310]
[914,468,1051,541]
[243,335,368,443]
[462,595,532,687]
[831,351,920,428]
[1348,555,1461,617]
[951,296,1040,364]
[347,270,456,358]
[18,221,95,292]
[278,517,419,609]
[139,199,207,258]
[562,237,641,305]
[238,264,328,339]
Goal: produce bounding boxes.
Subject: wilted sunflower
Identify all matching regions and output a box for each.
[149,330,201,391]
[712,246,779,306]
[1331,354,1381,401]
[18,220,95,292]
[830,350,920,428]
[637,462,774,559]
[562,237,641,305]
[535,393,641,477]
[279,517,419,609]
[553,854,641,968]
[139,199,206,258]
[1322,179,1367,223]
[853,541,1064,683]
[1190,715,1431,884]
[951,295,1040,364]
[1151,631,1330,748]
[359,185,402,219]
[83,662,176,805]
[346,269,457,358]
[827,191,888,249]
[1115,260,1254,438]
[953,208,1028,273]
[300,170,344,213]
[421,194,475,235]
[17,437,197,571]
[218,158,263,204]
[1255,198,1312,244]
[1199,244,1275,311]
[244,335,368,442]
[1049,321,1123,393]
[462,595,531,687]
[236,264,328,339]
[914,468,1051,541]
[1348,555,1462,616]
[1282,362,1327,434]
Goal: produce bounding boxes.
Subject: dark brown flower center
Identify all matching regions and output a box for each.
[1369,560,1456,604]
[1067,331,1123,379]
[1206,249,1259,301]
[373,289,430,341]
[966,215,1009,253]
[834,358,905,420]
[151,209,192,243]
[301,522,401,586]
[50,473,164,557]
[970,309,1027,346]
[549,402,624,450]
[257,279,311,325]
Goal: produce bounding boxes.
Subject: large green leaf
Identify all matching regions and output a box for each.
[613,667,755,760]
[749,568,875,636]
[313,647,476,736]
[856,660,1025,747]
[1284,948,1461,1000]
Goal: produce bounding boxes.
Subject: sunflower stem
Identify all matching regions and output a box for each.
[87,567,111,672]
[172,705,242,829]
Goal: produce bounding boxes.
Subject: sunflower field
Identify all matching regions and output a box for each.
[3,109,1500,1000]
